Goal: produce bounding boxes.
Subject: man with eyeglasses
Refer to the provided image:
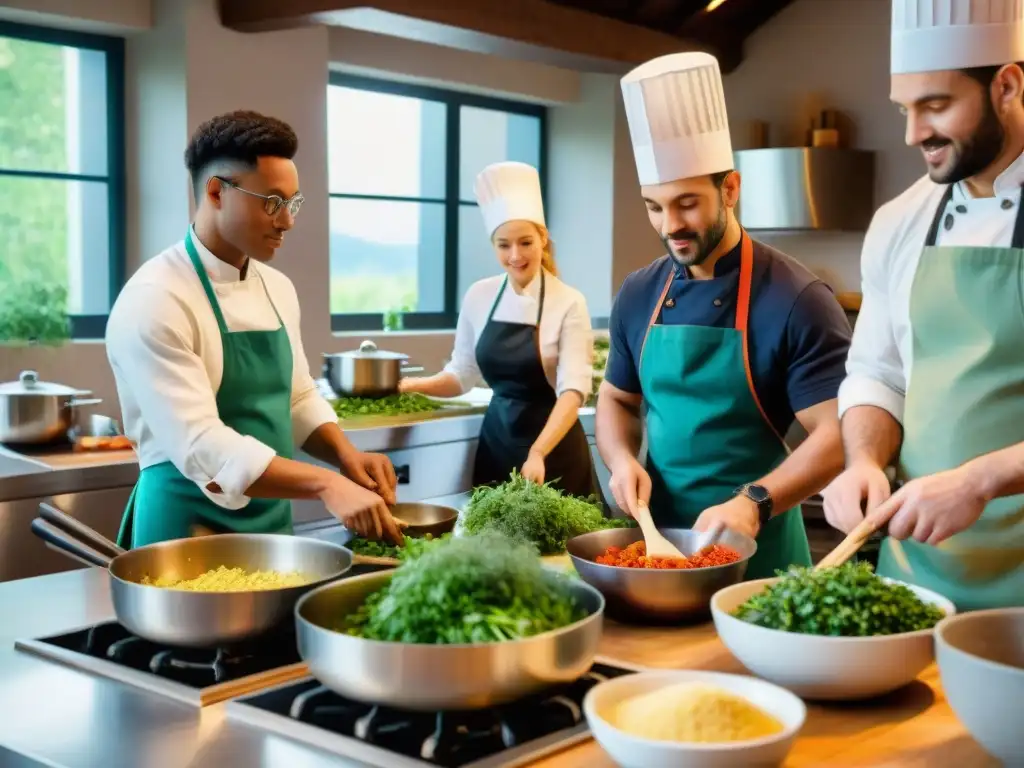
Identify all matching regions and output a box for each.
[106,110,404,548]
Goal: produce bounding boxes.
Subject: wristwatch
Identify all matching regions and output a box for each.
[736,483,773,526]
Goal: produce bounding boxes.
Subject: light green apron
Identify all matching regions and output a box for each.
[877,185,1024,611]
[639,232,811,580]
[116,230,295,548]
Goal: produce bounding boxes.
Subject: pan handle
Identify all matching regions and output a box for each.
[37,501,126,559]
[31,518,113,569]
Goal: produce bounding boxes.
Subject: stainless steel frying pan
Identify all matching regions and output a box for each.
[32,502,353,647]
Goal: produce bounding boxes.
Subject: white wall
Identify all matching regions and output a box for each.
[1,0,919,413]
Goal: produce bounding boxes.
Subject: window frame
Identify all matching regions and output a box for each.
[327,72,548,333]
[0,20,126,340]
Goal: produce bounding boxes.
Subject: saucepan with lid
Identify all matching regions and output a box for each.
[0,370,102,444]
[322,340,424,397]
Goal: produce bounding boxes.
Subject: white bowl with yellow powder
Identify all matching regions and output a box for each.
[584,669,805,767]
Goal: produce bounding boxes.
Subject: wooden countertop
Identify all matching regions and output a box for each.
[534,621,996,768]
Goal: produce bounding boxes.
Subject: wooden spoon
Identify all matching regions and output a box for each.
[351,554,400,567]
[635,500,687,559]
[815,514,883,570]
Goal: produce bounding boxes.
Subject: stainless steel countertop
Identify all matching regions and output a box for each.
[0,408,596,503]
[0,567,379,768]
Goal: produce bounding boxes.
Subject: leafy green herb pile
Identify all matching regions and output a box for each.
[461,472,634,556]
[733,561,946,637]
[348,532,450,561]
[331,393,447,420]
[344,532,587,643]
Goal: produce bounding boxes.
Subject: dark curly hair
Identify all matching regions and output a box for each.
[184,110,298,202]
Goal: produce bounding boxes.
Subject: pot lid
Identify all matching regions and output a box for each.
[0,370,88,396]
[333,340,408,361]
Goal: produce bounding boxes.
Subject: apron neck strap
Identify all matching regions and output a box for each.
[733,231,755,333]
[185,228,230,334]
[924,184,1024,248]
[1012,186,1024,248]
[486,271,546,325]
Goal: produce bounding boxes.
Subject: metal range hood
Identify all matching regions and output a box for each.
[734,148,876,232]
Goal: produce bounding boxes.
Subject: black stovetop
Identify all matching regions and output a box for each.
[234,661,637,768]
[32,620,303,689]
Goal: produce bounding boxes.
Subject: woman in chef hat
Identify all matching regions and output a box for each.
[400,161,597,496]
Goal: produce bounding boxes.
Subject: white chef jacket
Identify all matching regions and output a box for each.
[105,228,338,510]
[444,270,594,398]
[838,150,1024,423]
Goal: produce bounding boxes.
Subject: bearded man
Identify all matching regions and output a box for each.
[595,52,852,579]
[822,0,1024,610]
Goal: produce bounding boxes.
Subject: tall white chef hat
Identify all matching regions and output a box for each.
[620,51,733,186]
[892,0,1024,75]
[474,161,546,237]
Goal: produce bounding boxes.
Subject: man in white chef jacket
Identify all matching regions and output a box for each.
[822,0,1024,610]
[106,110,403,547]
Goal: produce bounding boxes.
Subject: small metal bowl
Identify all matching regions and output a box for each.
[389,503,458,538]
[566,527,756,624]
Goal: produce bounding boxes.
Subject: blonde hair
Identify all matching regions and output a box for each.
[537,224,558,277]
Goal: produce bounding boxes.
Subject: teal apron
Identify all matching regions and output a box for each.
[116,230,295,548]
[877,185,1024,611]
[639,232,811,580]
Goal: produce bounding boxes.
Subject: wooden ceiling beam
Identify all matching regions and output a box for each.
[219,0,704,68]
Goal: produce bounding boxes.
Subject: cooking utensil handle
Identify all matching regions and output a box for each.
[816,514,881,570]
[31,518,113,569]
[68,398,103,407]
[351,554,400,567]
[400,365,424,375]
[38,501,126,558]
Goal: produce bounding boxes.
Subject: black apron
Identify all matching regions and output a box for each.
[472,272,596,497]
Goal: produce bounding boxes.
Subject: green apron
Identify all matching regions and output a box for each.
[639,232,811,580]
[116,229,295,548]
[877,185,1024,611]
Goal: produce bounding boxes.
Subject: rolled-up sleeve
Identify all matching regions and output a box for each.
[106,284,275,509]
[837,209,907,423]
[555,290,593,397]
[442,293,484,394]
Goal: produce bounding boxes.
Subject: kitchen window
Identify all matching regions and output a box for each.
[0,21,126,340]
[327,74,547,332]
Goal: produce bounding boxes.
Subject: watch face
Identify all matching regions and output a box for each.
[746,484,770,503]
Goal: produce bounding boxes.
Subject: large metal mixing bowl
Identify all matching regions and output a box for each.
[566,527,756,623]
[295,570,605,710]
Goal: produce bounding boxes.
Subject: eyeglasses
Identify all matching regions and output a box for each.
[214,177,304,217]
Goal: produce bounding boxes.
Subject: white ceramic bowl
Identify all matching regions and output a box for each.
[584,669,806,768]
[935,607,1024,764]
[711,577,956,701]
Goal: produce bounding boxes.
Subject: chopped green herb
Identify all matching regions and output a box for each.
[348,532,450,560]
[461,471,635,556]
[331,393,450,420]
[343,532,587,644]
[733,561,946,637]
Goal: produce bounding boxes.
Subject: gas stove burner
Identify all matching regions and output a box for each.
[15,621,308,707]
[227,660,642,768]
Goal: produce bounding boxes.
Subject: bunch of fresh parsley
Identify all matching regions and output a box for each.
[344,532,587,644]
[461,471,634,555]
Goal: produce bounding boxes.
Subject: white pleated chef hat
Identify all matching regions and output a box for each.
[892,0,1024,75]
[474,161,546,237]
[620,51,733,186]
